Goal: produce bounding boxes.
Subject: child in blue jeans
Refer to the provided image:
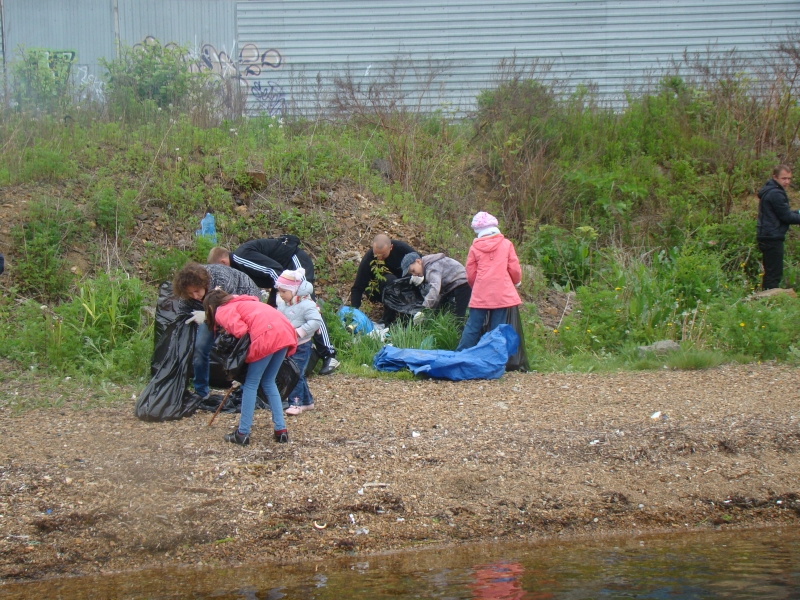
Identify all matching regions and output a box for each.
[275,268,324,414]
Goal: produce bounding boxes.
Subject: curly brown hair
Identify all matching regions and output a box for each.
[172,262,210,300]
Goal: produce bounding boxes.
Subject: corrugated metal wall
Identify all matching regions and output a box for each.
[237,0,799,117]
[2,0,798,115]
[118,0,236,60]
[4,0,115,90]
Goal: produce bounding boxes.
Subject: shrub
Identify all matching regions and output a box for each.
[93,186,137,237]
[10,198,83,300]
[10,47,75,111]
[102,40,210,119]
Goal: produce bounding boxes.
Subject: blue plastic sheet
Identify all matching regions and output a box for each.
[373,324,519,380]
[337,306,374,334]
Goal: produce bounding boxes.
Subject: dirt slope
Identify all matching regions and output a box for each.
[1,362,798,581]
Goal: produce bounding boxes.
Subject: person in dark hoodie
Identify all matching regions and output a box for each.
[757,165,799,289]
[400,252,471,323]
[350,234,416,325]
[208,237,339,375]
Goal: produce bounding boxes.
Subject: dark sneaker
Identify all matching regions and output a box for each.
[273,429,289,444]
[319,356,340,375]
[224,430,250,446]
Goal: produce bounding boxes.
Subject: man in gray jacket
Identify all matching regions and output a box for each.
[401,252,471,322]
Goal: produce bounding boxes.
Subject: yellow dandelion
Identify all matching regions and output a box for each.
[587,329,592,333]
[615,287,621,291]
[565,326,570,330]
[553,329,559,334]
[739,322,745,327]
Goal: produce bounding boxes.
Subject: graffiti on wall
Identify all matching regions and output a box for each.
[75,65,105,101]
[134,36,285,117]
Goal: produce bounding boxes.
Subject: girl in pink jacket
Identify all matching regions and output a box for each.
[455,212,522,351]
[204,290,297,445]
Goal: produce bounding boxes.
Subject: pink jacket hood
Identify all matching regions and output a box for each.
[214,296,297,363]
[465,234,522,309]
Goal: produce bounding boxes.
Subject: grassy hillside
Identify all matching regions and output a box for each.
[2,36,800,395]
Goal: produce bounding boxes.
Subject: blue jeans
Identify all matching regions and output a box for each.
[456,307,508,351]
[238,347,289,435]
[287,341,314,407]
[192,322,216,398]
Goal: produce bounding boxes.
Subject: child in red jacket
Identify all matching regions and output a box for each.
[456,212,522,351]
[203,290,297,445]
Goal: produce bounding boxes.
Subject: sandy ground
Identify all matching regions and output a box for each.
[1,363,799,582]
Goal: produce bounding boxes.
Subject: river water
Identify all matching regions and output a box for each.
[1,527,798,599]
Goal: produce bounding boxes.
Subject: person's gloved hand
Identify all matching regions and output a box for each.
[185,310,206,325]
[515,281,522,288]
[295,327,306,339]
[413,311,425,325]
[410,275,424,286]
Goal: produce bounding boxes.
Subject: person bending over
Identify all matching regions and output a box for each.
[203,289,297,445]
[172,262,262,402]
[350,234,416,325]
[400,252,471,324]
[208,237,339,375]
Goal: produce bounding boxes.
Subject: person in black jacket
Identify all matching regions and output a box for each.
[0,252,4,275]
[757,165,799,289]
[208,236,339,375]
[350,234,416,325]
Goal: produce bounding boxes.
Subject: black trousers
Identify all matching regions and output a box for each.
[439,283,472,319]
[758,239,784,290]
[370,274,399,325]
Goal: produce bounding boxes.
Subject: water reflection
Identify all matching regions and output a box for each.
[1,527,797,599]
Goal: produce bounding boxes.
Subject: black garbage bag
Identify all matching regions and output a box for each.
[382,276,426,315]
[135,318,203,421]
[504,305,529,371]
[197,357,300,413]
[479,305,529,372]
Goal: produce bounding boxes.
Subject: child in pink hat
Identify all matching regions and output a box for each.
[455,212,522,350]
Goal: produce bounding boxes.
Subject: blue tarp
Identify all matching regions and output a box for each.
[372,324,519,380]
[337,306,374,334]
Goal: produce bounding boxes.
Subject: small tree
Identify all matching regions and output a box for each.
[101,39,209,119]
[11,46,75,112]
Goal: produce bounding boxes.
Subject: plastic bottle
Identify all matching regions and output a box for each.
[196,213,217,243]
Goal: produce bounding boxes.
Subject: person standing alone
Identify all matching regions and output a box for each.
[757,165,800,290]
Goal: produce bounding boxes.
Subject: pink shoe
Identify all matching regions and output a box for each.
[285,405,303,416]
[301,403,315,412]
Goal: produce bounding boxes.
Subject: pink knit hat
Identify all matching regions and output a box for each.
[471,211,498,232]
[275,267,305,292]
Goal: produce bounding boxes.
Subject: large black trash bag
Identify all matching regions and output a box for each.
[197,357,300,413]
[135,319,203,421]
[382,276,426,315]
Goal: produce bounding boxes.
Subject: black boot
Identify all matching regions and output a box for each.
[224,429,250,446]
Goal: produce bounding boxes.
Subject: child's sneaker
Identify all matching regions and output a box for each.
[273,429,289,443]
[224,429,250,446]
[285,404,303,416]
[301,403,315,412]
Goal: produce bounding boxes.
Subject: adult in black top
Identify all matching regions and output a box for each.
[350,234,416,324]
[208,236,339,374]
[756,165,799,289]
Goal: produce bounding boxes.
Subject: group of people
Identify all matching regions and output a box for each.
[160,159,798,449]
[170,211,523,447]
[172,234,333,445]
